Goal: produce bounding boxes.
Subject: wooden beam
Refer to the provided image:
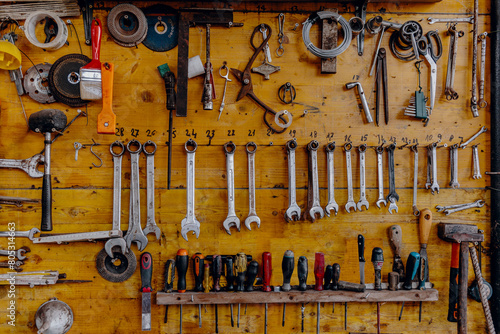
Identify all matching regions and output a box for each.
[156,289,438,305]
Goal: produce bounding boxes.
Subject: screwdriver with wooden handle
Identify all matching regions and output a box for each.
[163,259,175,324]
[389,225,405,279]
[314,252,325,334]
[282,250,295,327]
[176,249,189,334]
[419,208,432,322]
[192,253,204,328]
[297,256,308,333]
[262,252,272,334]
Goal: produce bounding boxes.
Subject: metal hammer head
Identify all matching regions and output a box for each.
[437,223,484,243]
[28,109,67,134]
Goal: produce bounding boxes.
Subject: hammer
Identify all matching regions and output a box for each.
[437,223,486,334]
[28,109,67,231]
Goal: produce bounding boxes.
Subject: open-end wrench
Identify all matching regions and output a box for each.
[429,142,440,194]
[142,141,161,239]
[425,146,432,189]
[445,25,462,100]
[324,142,339,217]
[411,145,420,216]
[444,199,485,215]
[285,140,301,222]
[306,140,324,222]
[427,16,474,25]
[460,126,487,149]
[344,143,356,213]
[244,142,260,230]
[472,144,482,179]
[0,154,44,178]
[124,140,148,251]
[0,228,40,241]
[375,144,387,209]
[436,202,474,212]
[357,144,369,211]
[470,0,479,117]
[0,260,24,272]
[223,142,240,235]
[449,144,460,189]
[386,143,399,214]
[181,139,200,241]
[0,247,29,261]
[478,32,488,108]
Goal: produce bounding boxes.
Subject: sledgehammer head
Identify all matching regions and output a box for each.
[28,109,67,134]
[437,223,484,243]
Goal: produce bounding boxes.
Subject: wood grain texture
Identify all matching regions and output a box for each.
[0,0,492,333]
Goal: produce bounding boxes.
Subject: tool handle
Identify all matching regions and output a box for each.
[419,208,433,246]
[262,252,272,292]
[447,242,460,322]
[235,252,247,292]
[403,252,420,290]
[140,252,153,292]
[212,255,222,292]
[163,71,176,111]
[246,260,259,291]
[40,173,52,231]
[282,250,295,291]
[332,263,340,290]
[225,256,235,291]
[314,252,325,291]
[203,263,211,293]
[338,280,365,292]
[389,225,403,257]
[91,18,101,61]
[297,256,308,291]
[372,247,384,291]
[97,62,115,134]
[192,253,204,292]
[176,249,189,293]
[164,259,175,293]
[358,234,365,262]
[324,265,333,290]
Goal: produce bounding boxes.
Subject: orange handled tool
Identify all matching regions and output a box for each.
[97,62,115,134]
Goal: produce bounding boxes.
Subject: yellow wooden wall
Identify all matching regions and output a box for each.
[0,0,492,333]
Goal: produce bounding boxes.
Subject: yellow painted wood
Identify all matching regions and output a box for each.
[0,0,492,333]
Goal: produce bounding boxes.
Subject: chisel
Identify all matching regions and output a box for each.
[297,256,308,333]
[314,253,325,334]
[282,250,295,327]
[163,259,175,324]
[262,252,272,334]
[399,252,420,320]
[176,249,189,334]
[192,253,204,328]
[419,209,433,322]
[140,252,153,331]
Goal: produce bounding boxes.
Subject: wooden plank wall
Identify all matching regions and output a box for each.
[0,0,492,333]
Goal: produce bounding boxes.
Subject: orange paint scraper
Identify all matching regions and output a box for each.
[97,62,115,134]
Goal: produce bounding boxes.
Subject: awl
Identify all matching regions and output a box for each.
[140,252,153,331]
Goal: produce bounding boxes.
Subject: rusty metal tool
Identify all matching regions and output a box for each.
[202,24,216,110]
[470,0,479,117]
[389,225,405,279]
[375,48,389,125]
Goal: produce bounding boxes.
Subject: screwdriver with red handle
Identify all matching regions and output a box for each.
[262,252,272,334]
[176,249,189,334]
[192,253,204,328]
[314,252,325,334]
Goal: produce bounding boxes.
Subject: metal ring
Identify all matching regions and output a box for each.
[274,110,293,129]
[110,141,125,157]
[126,139,142,154]
[344,142,352,152]
[246,142,257,154]
[142,140,157,155]
[307,140,319,151]
[358,143,367,153]
[286,139,297,151]
[325,142,336,152]
[223,141,236,154]
[185,139,197,153]
[23,11,68,50]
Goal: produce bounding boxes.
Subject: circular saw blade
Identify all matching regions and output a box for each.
[48,54,90,107]
[142,4,178,52]
[107,3,148,47]
[24,62,56,104]
[95,246,137,283]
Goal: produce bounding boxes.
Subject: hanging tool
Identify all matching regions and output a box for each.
[79,18,102,100]
[97,62,115,134]
[418,208,432,322]
[404,61,430,121]
[235,252,247,328]
[389,225,405,279]
[193,253,204,328]
[0,271,91,287]
[375,48,389,125]
[354,0,368,56]
[252,24,280,80]
[218,62,231,121]
[142,4,179,52]
[282,250,295,327]
[315,253,325,334]
[470,0,479,117]
[80,0,93,45]
[416,30,442,113]
[246,261,258,291]
[140,252,153,331]
[276,13,285,56]
[107,3,148,47]
[212,254,222,333]
[202,24,216,110]
[372,247,384,334]
[95,245,137,283]
[297,256,308,333]
[358,234,365,285]
[399,252,420,320]
[163,259,175,324]
[262,252,272,334]
[176,249,188,334]
[203,263,211,293]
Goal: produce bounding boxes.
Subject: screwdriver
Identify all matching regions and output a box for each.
[262,252,272,334]
[176,249,189,334]
[163,259,175,324]
[192,253,204,328]
[389,225,405,279]
[212,255,222,333]
[372,247,384,334]
[140,252,153,331]
[235,252,247,328]
[225,256,235,327]
[203,263,211,293]
[399,252,420,320]
[314,253,325,334]
[419,208,432,322]
[297,256,308,333]
[282,250,295,327]
[246,260,259,291]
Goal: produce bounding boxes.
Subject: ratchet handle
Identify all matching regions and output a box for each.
[41,173,52,231]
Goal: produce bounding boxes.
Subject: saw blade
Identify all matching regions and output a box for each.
[24,62,56,104]
[107,3,148,47]
[95,246,137,283]
[142,4,178,52]
[48,54,90,107]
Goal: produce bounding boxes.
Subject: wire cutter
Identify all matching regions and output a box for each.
[375,48,389,125]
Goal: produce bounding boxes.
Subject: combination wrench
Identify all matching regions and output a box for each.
[470,0,479,117]
[285,140,301,222]
[472,144,482,179]
[425,146,432,189]
[142,141,161,239]
[181,139,200,241]
[386,143,399,214]
[443,199,485,215]
[223,142,240,235]
[375,144,387,209]
[427,16,474,25]
[428,142,440,194]
[0,247,29,261]
[357,144,369,211]
[124,140,148,251]
[0,228,40,241]
[0,154,44,178]
[344,143,357,213]
[461,126,487,149]
[306,140,324,222]
[324,142,339,217]
[449,144,460,189]
[411,145,420,216]
[244,142,260,230]
[478,32,488,108]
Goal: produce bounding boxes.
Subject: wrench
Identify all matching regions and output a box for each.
[470,0,479,117]
[306,140,324,222]
[445,25,461,100]
[181,139,200,241]
[427,16,474,25]
[375,144,387,209]
[142,141,161,239]
[460,126,487,149]
[429,142,440,194]
[0,154,44,178]
[386,143,399,214]
[260,24,272,64]
[0,228,40,241]
[410,145,420,216]
[472,144,482,179]
[478,32,488,108]
[344,143,357,213]
[436,202,475,212]
[124,140,148,251]
[425,146,432,189]
[0,260,24,272]
[244,142,260,230]
[285,140,301,222]
[0,247,29,261]
[449,144,460,189]
[444,199,485,215]
[223,142,240,235]
[324,142,339,217]
[357,144,369,211]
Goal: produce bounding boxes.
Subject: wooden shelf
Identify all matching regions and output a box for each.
[156,289,439,305]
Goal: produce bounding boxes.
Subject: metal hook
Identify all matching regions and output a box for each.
[90,139,103,168]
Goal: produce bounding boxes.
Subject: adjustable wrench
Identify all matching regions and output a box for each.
[375,145,387,209]
[444,199,485,215]
[142,141,161,239]
[223,142,240,235]
[411,145,420,216]
[285,140,301,222]
[181,139,200,241]
[0,154,44,178]
[324,142,339,217]
[306,140,324,222]
[460,126,487,149]
[386,143,399,214]
[244,142,260,230]
[344,143,357,213]
[124,140,148,251]
[0,228,40,241]
[472,144,482,179]
[478,32,488,108]
[449,144,460,189]
[428,142,440,194]
[0,247,29,261]
[357,144,369,211]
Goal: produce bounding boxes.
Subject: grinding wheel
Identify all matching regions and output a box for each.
[96,246,137,283]
[24,63,55,104]
[107,3,148,47]
[142,4,178,52]
[48,54,90,107]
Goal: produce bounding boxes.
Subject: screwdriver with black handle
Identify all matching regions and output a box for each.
[314,253,325,334]
[226,256,235,327]
[235,252,247,328]
[212,255,222,333]
[176,249,189,334]
[399,252,420,320]
[282,250,295,327]
[192,253,204,328]
[262,252,272,334]
[372,247,384,334]
[297,256,308,333]
[163,259,175,324]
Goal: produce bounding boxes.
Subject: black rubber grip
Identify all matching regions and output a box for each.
[140,252,153,292]
[246,261,259,292]
[297,256,308,291]
[225,257,234,291]
[332,263,340,290]
[41,174,52,231]
[192,253,204,292]
[358,235,365,262]
[212,255,222,292]
[282,250,295,291]
[176,252,189,292]
[324,265,333,290]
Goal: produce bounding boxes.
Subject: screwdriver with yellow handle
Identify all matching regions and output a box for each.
[419,208,432,322]
[97,62,115,134]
